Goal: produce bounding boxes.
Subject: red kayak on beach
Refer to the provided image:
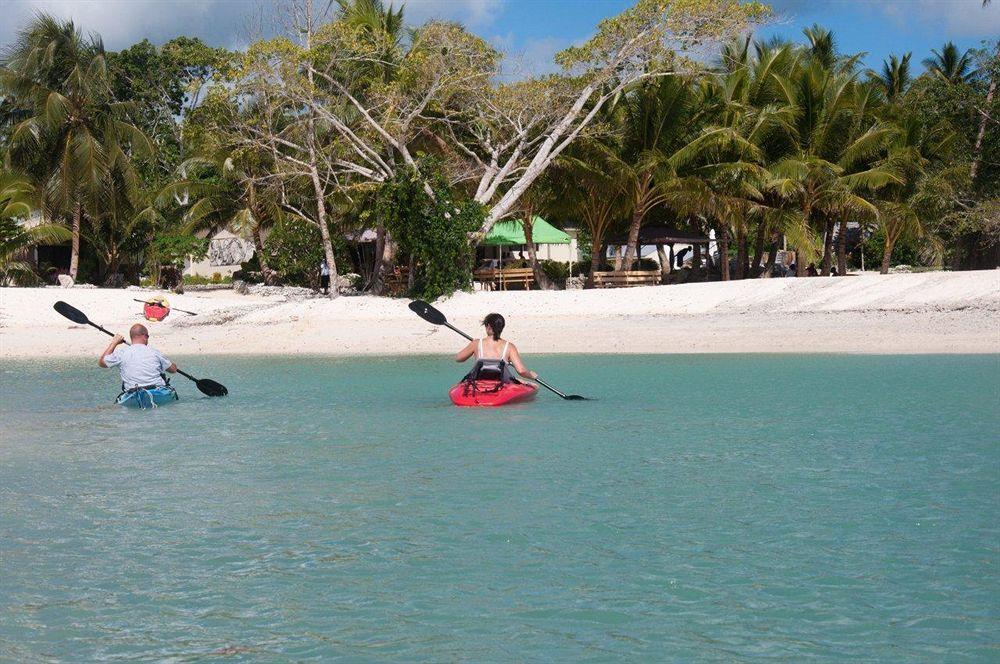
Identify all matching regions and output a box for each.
[449,379,538,407]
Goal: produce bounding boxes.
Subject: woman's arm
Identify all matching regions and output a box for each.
[507,345,538,379]
[455,339,477,362]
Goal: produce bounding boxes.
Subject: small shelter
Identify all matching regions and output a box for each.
[607,224,711,268]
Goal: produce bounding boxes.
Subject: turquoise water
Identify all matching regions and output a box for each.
[1,354,998,661]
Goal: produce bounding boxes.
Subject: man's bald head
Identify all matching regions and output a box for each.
[129,324,149,341]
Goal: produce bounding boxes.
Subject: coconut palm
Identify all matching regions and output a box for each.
[873,113,957,273]
[0,173,71,284]
[609,75,720,271]
[160,151,283,285]
[922,42,976,84]
[0,14,152,280]
[872,53,912,104]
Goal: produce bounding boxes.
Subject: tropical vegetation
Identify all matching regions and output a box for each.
[0,0,996,295]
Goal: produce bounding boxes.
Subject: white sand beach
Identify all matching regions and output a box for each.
[1,270,998,359]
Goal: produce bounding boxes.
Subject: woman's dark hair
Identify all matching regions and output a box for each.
[482,313,505,340]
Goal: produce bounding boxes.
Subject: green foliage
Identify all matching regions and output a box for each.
[184,272,232,285]
[858,228,921,269]
[378,166,484,299]
[150,233,208,269]
[263,217,324,287]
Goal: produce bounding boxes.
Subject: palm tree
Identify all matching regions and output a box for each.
[922,42,976,84]
[0,173,71,284]
[873,114,956,273]
[609,75,718,271]
[872,53,912,104]
[160,151,282,285]
[769,60,898,276]
[0,14,152,281]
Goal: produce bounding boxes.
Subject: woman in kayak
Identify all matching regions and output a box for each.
[455,313,538,381]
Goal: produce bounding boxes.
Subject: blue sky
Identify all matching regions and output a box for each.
[3,0,997,76]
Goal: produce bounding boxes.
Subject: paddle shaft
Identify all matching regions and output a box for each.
[133,299,197,316]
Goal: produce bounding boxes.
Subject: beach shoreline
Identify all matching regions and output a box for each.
[2,270,998,359]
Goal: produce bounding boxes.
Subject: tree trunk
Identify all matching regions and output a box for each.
[69,202,81,281]
[970,49,997,182]
[750,227,766,277]
[734,225,746,280]
[761,236,779,278]
[880,234,896,274]
[587,235,603,288]
[656,243,670,280]
[836,219,848,276]
[523,220,556,289]
[821,217,834,276]
[622,206,644,271]
[692,243,702,270]
[372,224,396,295]
[309,167,339,297]
[252,226,279,286]
[613,245,624,271]
[718,225,730,281]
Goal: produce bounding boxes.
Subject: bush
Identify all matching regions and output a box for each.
[184,273,232,286]
[540,260,569,286]
[379,164,484,300]
[856,228,922,270]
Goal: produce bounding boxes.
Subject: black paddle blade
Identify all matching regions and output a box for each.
[195,378,228,397]
[563,394,590,401]
[54,300,89,325]
[408,300,447,325]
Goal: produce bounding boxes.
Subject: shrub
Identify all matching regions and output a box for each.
[540,260,570,286]
[379,164,484,300]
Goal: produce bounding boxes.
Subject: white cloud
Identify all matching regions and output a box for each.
[877,0,1000,37]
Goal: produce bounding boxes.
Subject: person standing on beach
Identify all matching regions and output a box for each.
[320,258,330,294]
[98,324,177,389]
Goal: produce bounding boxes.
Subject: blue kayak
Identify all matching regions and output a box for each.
[116,385,179,409]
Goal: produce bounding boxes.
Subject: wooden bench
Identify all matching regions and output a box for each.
[474,267,535,290]
[591,270,661,288]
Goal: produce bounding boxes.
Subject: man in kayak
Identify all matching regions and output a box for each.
[455,313,537,381]
[98,323,178,389]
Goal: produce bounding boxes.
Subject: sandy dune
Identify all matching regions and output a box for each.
[1,270,998,359]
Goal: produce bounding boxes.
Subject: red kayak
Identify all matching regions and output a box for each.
[449,379,538,407]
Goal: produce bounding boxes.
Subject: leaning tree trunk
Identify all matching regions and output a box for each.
[252,225,279,286]
[821,217,834,276]
[718,225,730,281]
[836,219,848,276]
[880,228,898,274]
[656,244,670,281]
[523,220,556,290]
[69,201,82,281]
[613,245,624,271]
[308,164,339,298]
[622,207,644,271]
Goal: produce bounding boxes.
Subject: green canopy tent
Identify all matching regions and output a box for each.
[482,216,572,246]
[481,216,574,282]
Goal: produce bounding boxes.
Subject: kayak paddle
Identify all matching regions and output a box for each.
[133,298,198,316]
[53,301,228,397]
[408,299,590,401]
